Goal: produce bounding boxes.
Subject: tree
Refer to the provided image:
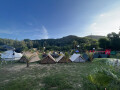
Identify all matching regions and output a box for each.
[23,54,36,67]
[65,52,70,63]
[72,40,78,50]
[98,38,110,49]
[107,32,120,50]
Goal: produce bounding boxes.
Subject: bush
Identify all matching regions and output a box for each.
[86,51,94,61]
[116,53,120,59]
[82,68,120,90]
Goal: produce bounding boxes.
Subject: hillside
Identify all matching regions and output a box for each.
[85,35,106,40]
[0,35,99,52]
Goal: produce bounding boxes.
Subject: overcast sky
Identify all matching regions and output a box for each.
[0,0,120,40]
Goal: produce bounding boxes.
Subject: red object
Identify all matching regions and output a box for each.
[90,50,95,53]
[89,49,111,56]
[105,49,111,56]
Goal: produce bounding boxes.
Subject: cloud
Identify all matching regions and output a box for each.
[87,7,120,36]
[33,26,49,39]
[0,30,13,34]
[42,26,49,39]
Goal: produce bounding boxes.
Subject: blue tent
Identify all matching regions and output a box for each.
[75,50,79,53]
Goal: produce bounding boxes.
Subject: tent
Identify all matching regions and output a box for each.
[75,50,79,53]
[1,50,22,61]
[100,54,108,58]
[19,51,40,63]
[70,53,85,62]
[93,53,99,58]
[82,53,89,61]
[56,55,72,63]
[40,54,56,64]
[93,53,108,58]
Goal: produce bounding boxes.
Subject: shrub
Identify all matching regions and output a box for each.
[116,53,120,59]
[65,52,70,62]
[86,51,94,61]
[82,68,120,90]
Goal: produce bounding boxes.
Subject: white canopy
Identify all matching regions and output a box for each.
[70,53,85,62]
[1,50,23,61]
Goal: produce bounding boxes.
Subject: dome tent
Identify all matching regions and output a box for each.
[1,50,23,61]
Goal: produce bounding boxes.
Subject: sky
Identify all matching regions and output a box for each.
[0,0,120,40]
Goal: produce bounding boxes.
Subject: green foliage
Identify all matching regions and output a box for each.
[1,58,120,90]
[83,67,120,90]
[0,77,41,90]
[65,52,70,62]
[0,35,99,52]
[116,53,120,59]
[32,35,99,51]
[86,35,106,40]
[99,38,110,49]
[86,51,94,61]
[98,32,120,51]
[42,74,72,90]
[23,53,36,67]
[107,32,120,50]
[65,52,69,59]
[72,40,78,49]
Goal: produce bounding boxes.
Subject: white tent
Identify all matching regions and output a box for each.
[70,53,85,62]
[1,50,23,61]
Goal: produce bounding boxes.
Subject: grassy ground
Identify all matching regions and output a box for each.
[0,58,118,90]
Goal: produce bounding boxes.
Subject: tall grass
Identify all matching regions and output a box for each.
[42,74,72,90]
[0,77,41,90]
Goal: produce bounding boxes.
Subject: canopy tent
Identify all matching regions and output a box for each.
[70,53,85,62]
[56,55,72,63]
[1,50,22,61]
[19,51,40,63]
[40,54,56,64]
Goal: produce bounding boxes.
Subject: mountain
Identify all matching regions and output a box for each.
[85,35,106,40]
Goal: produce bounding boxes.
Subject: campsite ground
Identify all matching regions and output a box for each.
[0,58,119,90]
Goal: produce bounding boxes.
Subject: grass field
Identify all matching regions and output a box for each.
[0,58,120,90]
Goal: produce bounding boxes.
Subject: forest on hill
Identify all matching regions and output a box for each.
[85,35,106,40]
[0,32,120,52]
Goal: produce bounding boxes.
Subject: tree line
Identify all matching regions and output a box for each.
[0,32,120,52]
